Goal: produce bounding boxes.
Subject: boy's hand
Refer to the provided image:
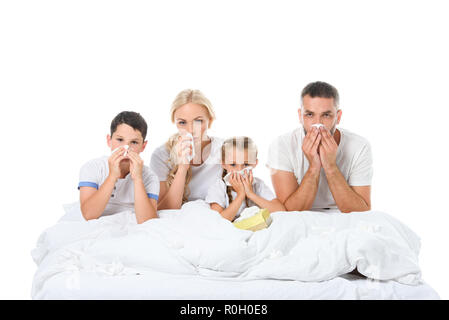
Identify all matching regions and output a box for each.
[229,172,246,197]
[108,146,127,180]
[242,170,255,197]
[127,150,144,182]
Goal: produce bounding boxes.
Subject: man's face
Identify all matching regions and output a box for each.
[107,123,147,161]
[299,95,342,135]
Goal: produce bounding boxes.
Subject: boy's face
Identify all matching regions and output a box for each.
[107,124,147,157]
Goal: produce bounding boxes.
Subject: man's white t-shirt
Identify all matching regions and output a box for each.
[78,156,160,216]
[205,177,276,219]
[266,126,373,210]
[150,136,224,201]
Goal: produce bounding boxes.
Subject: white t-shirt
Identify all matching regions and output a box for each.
[150,136,224,201]
[266,126,373,209]
[205,177,276,219]
[78,156,160,216]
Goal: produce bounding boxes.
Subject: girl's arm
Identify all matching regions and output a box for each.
[210,193,246,221]
[246,193,286,213]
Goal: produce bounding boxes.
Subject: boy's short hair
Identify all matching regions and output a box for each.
[110,111,148,140]
[301,81,340,109]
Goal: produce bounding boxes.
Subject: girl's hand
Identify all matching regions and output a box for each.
[229,172,246,197]
[242,170,255,196]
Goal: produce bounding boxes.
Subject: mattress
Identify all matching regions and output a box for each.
[34,269,439,300]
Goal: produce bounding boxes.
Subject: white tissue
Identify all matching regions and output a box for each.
[185,133,195,162]
[223,166,253,186]
[111,145,129,156]
[311,123,324,129]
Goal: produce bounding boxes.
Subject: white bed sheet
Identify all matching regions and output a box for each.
[32,201,440,300]
[34,269,439,300]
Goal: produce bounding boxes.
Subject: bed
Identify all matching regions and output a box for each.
[31,200,440,300]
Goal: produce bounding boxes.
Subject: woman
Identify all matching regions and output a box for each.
[150,89,223,209]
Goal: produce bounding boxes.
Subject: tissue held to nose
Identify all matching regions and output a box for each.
[311,123,324,129]
[223,166,253,186]
[112,145,129,156]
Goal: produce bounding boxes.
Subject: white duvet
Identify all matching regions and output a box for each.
[31,200,422,298]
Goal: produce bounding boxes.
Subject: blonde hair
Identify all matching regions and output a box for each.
[165,89,216,204]
[221,137,258,207]
[170,89,216,127]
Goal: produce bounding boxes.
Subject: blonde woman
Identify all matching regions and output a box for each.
[150,89,224,209]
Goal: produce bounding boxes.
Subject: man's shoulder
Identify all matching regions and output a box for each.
[269,127,303,149]
[339,128,371,149]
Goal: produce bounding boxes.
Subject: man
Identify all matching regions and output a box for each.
[266,81,372,213]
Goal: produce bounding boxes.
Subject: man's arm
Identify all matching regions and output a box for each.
[324,166,371,212]
[319,126,371,212]
[270,168,320,211]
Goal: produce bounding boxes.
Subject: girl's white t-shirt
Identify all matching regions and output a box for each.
[150,136,224,201]
[205,177,276,219]
[266,126,373,210]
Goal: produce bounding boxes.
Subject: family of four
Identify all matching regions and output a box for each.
[78,81,373,224]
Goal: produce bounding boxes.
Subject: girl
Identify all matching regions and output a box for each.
[206,137,285,221]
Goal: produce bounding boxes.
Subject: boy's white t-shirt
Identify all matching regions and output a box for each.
[78,156,160,216]
[266,126,373,210]
[150,136,224,201]
[205,177,276,219]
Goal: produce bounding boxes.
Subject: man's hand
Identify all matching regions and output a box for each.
[318,126,338,171]
[127,150,144,181]
[302,126,322,171]
[108,147,127,180]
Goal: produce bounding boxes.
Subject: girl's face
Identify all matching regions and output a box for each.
[174,103,212,141]
[222,148,258,172]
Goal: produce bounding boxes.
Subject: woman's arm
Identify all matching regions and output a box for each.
[157,164,189,210]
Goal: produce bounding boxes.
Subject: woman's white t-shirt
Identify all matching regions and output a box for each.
[205,176,276,219]
[150,136,224,201]
[266,126,373,210]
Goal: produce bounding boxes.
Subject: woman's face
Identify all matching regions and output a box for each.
[174,103,212,141]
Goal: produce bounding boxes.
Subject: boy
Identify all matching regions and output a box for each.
[78,111,159,224]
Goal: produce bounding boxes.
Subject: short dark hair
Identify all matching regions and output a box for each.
[301,81,339,108]
[110,111,148,140]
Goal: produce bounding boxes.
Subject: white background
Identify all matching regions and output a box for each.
[0,0,448,299]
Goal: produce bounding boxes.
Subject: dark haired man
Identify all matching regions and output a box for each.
[267,82,372,213]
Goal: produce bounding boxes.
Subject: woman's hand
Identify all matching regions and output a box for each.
[176,133,193,167]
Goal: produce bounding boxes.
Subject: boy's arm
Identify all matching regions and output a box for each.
[128,151,158,224]
[80,147,126,221]
[133,179,158,224]
[80,175,117,220]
